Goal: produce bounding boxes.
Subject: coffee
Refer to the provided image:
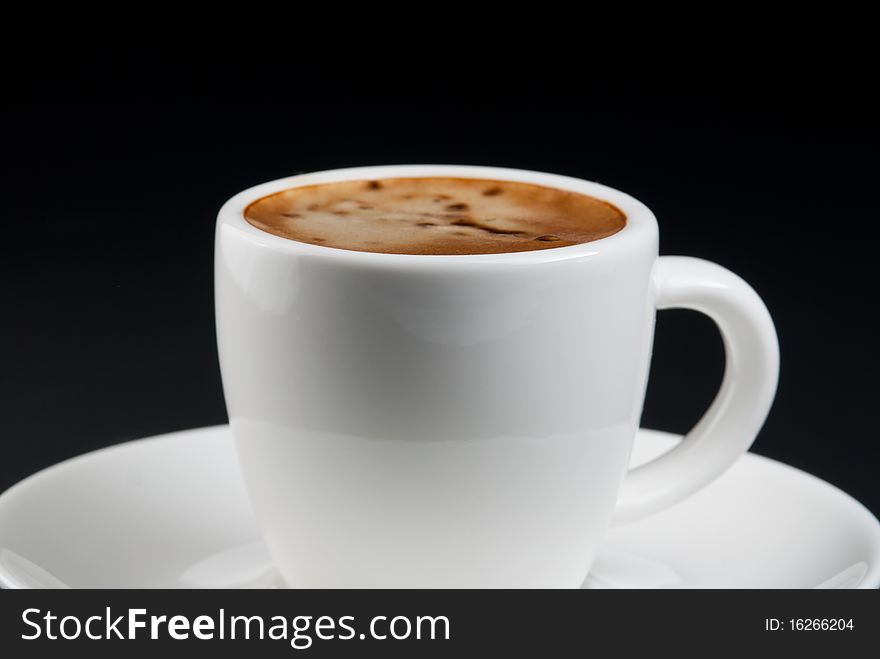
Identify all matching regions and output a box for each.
[243,177,625,255]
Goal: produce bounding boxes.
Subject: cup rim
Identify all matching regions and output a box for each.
[217,165,658,264]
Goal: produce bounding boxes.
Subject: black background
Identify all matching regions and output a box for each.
[2,39,878,519]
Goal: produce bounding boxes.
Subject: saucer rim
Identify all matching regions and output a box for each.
[1,425,879,589]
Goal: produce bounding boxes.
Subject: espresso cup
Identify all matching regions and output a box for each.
[215,165,779,588]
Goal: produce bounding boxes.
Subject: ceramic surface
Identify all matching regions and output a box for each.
[216,165,779,587]
[1,426,875,589]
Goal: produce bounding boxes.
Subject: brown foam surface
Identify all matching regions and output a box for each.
[243,177,626,255]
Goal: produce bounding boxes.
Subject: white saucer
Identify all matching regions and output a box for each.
[0,426,877,589]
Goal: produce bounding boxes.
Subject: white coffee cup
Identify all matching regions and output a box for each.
[215,165,779,588]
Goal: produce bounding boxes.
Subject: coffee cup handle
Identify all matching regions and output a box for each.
[612,256,780,525]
